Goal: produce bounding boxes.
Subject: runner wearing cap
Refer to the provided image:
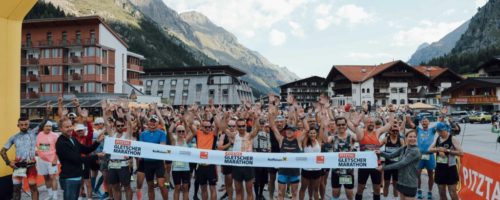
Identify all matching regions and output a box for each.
[376,130,421,199]
[268,114,286,199]
[171,125,192,200]
[269,113,307,200]
[73,122,96,199]
[138,114,169,200]
[347,103,395,200]
[428,122,463,200]
[36,120,60,200]
[380,124,405,198]
[1,117,39,200]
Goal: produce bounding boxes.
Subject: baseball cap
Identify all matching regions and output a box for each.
[436,122,449,132]
[75,124,86,131]
[276,115,285,121]
[94,117,105,124]
[285,125,297,131]
[44,121,53,127]
[149,115,159,122]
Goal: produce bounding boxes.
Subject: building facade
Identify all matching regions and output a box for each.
[279,76,327,108]
[20,16,144,99]
[415,66,463,106]
[325,60,461,107]
[140,66,254,106]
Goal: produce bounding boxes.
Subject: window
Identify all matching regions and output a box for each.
[157,91,163,97]
[391,99,397,104]
[146,80,152,86]
[183,79,190,86]
[399,88,406,93]
[158,80,164,86]
[26,33,31,45]
[182,90,188,97]
[51,66,61,75]
[62,31,67,42]
[362,88,365,93]
[90,30,96,44]
[43,84,50,92]
[85,65,95,74]
[75,31,81,43]
[222,89,228,95]
[400,99,405,104]
[85,47,96,56]
[196,84,202,91]
[43,49,50,58]
[209,89,215,98]
[171,79,177,86]
[51,49,60,58]
[367,88,370,93]
[169,90,176,97]
[85,82,95,93]
[145,90,151,95]
[390,88,397,93]
[47,32,52,44]
[311,82,317,86]
[220,76,230,84]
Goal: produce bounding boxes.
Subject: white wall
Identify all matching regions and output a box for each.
[440,82,452,92]
[351,78,374,106]
[389,82,408,105]
[99,24,127,93]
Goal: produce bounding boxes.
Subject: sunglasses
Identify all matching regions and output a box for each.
[336,123,346,126]
[177,130,185,133]
[237,125,246,128]
[116,125,125,128]
[228,125,236,128]
[204,126,212,128]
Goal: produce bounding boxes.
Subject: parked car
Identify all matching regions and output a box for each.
[450,111,470,123]
[469,112,492,123]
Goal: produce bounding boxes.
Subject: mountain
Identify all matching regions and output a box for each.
[408,20,470,65]
[425,0,500,73]
[40,0,217,72]
[129,0,299,93]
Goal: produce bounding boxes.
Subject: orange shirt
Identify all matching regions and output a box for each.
[359,130,380,151]
[196,130,216,150]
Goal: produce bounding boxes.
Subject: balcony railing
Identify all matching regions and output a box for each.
[21,58,39,66]
[39,75,65,82]
[38,57,65,65]
[448,96,499,104]
[68,73,82,81]
[68,56,82,64]
[374,92,389,98]
[128,79,143,86]
[21,91,39,99]
[408,93,420,98]
[127,63,144,72]
[83,74,103,82]
[21,74,39,82]
[81,56,101,64]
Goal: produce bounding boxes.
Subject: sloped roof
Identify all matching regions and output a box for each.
[414,66,463,81]
[441,77,500,95]
[329,60,410,82]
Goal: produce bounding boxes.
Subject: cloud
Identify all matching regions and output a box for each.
[349,52,393,59]
[269,29,287,46]
[313,3,373,30]
[392,20,464,46]
[443,9,456,16]
[476,0,488,8]
[164,0,308,39]
[336,4,373,24]
[288,21,305,38]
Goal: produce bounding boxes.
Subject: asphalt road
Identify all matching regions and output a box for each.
[26,123,498,200]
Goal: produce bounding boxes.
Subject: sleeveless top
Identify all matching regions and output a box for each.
[233,133,253,152]
[384,136,402,164]
[360,130,381,151]
[253,131,271,152]
[435,134,457,167]
[172,138,190,171]
[303,140,321,171]
[332,134,354,173]
[278,138,301,176]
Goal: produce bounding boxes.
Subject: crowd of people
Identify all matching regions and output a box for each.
[1,94,465,200]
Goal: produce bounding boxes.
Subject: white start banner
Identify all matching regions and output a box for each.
[102,137,378,169]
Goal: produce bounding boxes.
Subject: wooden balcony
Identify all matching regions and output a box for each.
[81,56,101,64]
[39,57,65,65]
[128,79,143,86]
[21,91,39,99]
[21,58,39,66]
[83,74,103,82]
[39,75,65,82]
[68,73,82,81]
[21,75,40,83]
[374,92,389,99]
[448,96,499,104]
[127,63,144,72]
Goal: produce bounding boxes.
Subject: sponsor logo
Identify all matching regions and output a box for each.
[267,157,288,162]
[200,151,208,159]
[179,151,191,156]
[152,149,171,154]
[115,139,131,146]
[295,157,307,161]
[224,152,253,165]
[316,155,325,164]
[339,153,356,158]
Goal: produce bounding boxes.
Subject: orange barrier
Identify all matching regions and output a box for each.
[458,153,500,200]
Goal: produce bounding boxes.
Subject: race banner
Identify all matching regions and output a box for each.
[459,153,500,200]
[103,137,378,169]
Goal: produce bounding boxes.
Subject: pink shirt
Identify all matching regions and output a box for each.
[36,131,59,162]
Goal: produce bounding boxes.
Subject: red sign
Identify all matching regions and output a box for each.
[339,153,356,158]
[200,151,208,159]
[115,139,131,146]
[459,153,500,200]
[316,155,325,164]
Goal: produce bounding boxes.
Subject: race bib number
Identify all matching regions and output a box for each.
[109,161,122,169]
[421,154,430,160]
[339,175,353,185]
[13,168,27,177]
[39,144,50,151]
[436,156,448,164]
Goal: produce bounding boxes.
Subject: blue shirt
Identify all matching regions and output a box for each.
[417,126,436,154]
[139,129,167,162]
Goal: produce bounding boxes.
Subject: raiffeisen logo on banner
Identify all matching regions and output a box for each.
[114,139,141,156]
[338,153,367,167]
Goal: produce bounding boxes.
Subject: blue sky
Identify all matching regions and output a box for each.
[163,0,488,78]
